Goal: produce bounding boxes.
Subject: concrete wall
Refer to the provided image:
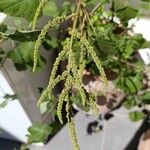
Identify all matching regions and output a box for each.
[0,14,56,142]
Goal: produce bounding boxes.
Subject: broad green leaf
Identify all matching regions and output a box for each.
[142,91,150,104]
[48,121,62,135]
[117,6,138,23]
[62,1,75,15]
[43,0,59,17]
[125,75,143,94]
[43,37,59,50]
[118,34,147,59]
[70,94,90,112]
[0,0,39,21]
[129,111,145,122]
[123,44,133,59]
[114,0,125,11]
[8,42,46,71]
[97,36,115,56]
[123,96,136,109]
[27,122,62,144]
[27,123,52,143]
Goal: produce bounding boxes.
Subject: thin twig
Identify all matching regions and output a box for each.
[90,2,103,15]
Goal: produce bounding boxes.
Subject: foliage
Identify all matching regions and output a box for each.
[0,0,39,21]
[27,123,52,143]
[129,111,145,122]
[0,94,17,108]
[0,0,150,150]
[27,121,62,144]
[8,42,45,71]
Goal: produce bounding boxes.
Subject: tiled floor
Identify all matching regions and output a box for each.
[29,107,143,150]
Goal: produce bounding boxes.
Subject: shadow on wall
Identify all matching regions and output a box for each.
[0,128,22,150]
[125,116,150,150]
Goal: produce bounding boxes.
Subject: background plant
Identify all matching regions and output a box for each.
[0,0,150,150]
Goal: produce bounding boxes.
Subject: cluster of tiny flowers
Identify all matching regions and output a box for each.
[57,75,73,124]
[67,48,87,106]
[65,88,80,150]
[79,40,86,78]
[68,118,80,150]
[73,30,108,88]
[37,44,70,106]
[32,1,108,148]
[89,96,99,116]
[33,14,77,73]
[32,0,48,30]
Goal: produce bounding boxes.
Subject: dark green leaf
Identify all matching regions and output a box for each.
[129,111,145,122]
[141,0,150,2]
[8,42,46,71]
[123,96,136,109]
[70,94,90,112]
[98,36,115,55]
[8,30,40,42]
[114,0,125,11]
[0,94,17,109]
[117,6,138,23]
[4,94,17,100]
[43,37,59,50]
[0,24,7,33]
[142,91,150,104]
[48,121,62,135]
[37,87,44,94]
[125,75,143,94]
[43,0,59,17]
[0,0,39,21]
[27,123,52,143]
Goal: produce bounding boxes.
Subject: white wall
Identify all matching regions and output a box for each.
[0,13,54,142]
[0,71,32,143]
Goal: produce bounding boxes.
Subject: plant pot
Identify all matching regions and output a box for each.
[73,70,125,115]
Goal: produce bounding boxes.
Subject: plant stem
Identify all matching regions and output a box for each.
[90,2,103,15]
[68,0,81,69]
[69,0,81,49]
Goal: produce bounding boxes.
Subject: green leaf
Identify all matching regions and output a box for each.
[8,30,40,42]
[114,0,125,11]
[125,75,143,94]
[142,91,150,104]
[8,42,46,71]
[118,34,147,59]
[0,100,8,108]
[27,123,52,143]
[0,94,17,109]
[43,0,59,17]
[123,96,136,109]
[117,6,138,23]
[4,94,17,100]
[70,94,90,112]
[43,37,59,50]
[0,24,7,33]
[0,0,39,21]
[141,0,150,2]
[129,111,145,122]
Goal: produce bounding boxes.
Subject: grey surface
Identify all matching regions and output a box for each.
[29,108,143,150]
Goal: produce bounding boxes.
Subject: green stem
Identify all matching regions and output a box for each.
[68,0,82,66]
